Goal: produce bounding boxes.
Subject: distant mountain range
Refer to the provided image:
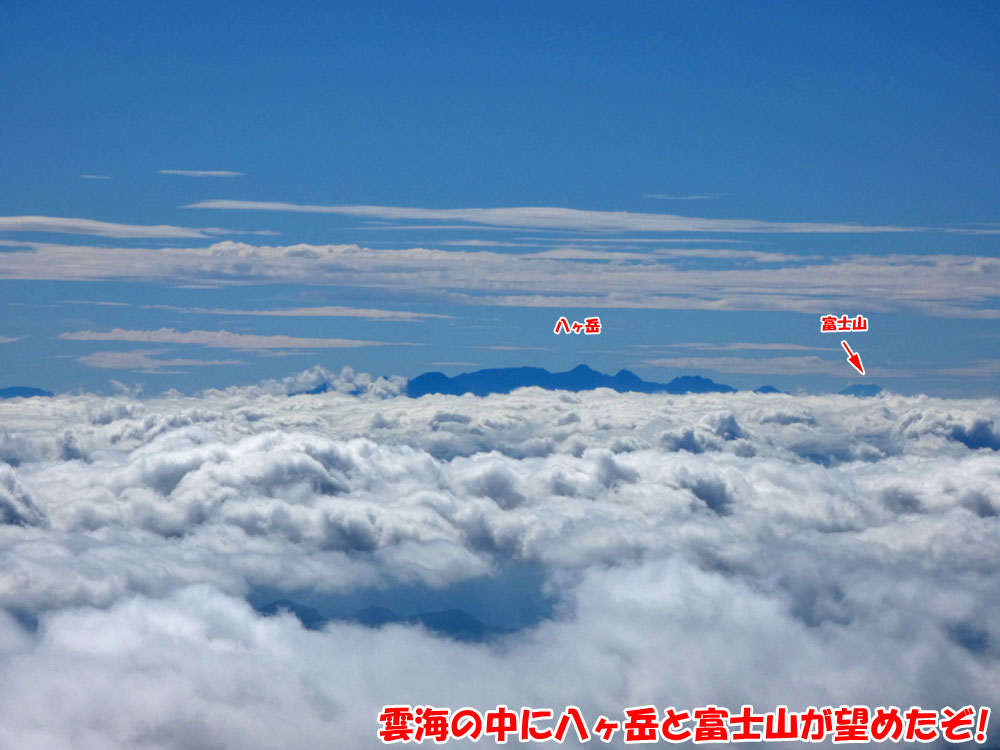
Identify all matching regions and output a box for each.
[407,364,741,397]
[406,365,883,398]
[0,387,53,399]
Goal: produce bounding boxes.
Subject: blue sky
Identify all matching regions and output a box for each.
[1,0,998,395]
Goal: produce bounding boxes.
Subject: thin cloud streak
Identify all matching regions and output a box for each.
[473,345,552,352]
[644,193,721,200]
[61,300,131,307]
[144,305,452,322]
[185,201,920,234]
[641,355,914,377]
[77,350,244,372]
[0,216,207,239]
[934,360,1000,377]
[159,170,244,178]
[60,328,400,349]
[651,342,831,352]
[651,248,815,262]
[524,237,758,243]
[440,240,543,248]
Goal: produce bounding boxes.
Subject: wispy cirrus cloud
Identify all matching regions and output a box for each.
[476,345,552,352]
[185,201,918,234]
[933,360,1000,377]
[0,216,208,239]
[531,245,811,263]
[60,328,400,350]
[80,174,111,180]
[644,193,722,200]
[144,304,452,322]
[159,170,244,178]
[531,237,757,243]
[651,248,816,263]
[76,349,244,372]
[0,336,20,344]
[649,342,831,352]
[439,240,543,248]
[530,247,654,261]
[3,239,998,320]
[201,228,280,237]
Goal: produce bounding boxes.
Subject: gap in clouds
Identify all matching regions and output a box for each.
[247,558,554,636]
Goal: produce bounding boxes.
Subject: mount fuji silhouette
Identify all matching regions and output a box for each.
[406,364,736,397]
[838,383,883,398]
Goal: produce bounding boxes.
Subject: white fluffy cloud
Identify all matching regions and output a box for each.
[0,374,997,747]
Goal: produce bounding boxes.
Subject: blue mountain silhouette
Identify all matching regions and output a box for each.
[406,364,736,397]
[0,387,53,399]
[838,383,883,397]
[754,385,786,394]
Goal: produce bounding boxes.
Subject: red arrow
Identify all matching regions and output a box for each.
[841,340,865,375]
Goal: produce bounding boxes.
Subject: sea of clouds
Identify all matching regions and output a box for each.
[0,366,998,748]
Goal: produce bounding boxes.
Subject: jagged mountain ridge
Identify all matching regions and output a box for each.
[406,364,739,397]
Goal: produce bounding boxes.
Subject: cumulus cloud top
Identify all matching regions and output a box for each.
[0,374,997,747]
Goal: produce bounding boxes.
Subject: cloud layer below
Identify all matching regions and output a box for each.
[0,373,997,747]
